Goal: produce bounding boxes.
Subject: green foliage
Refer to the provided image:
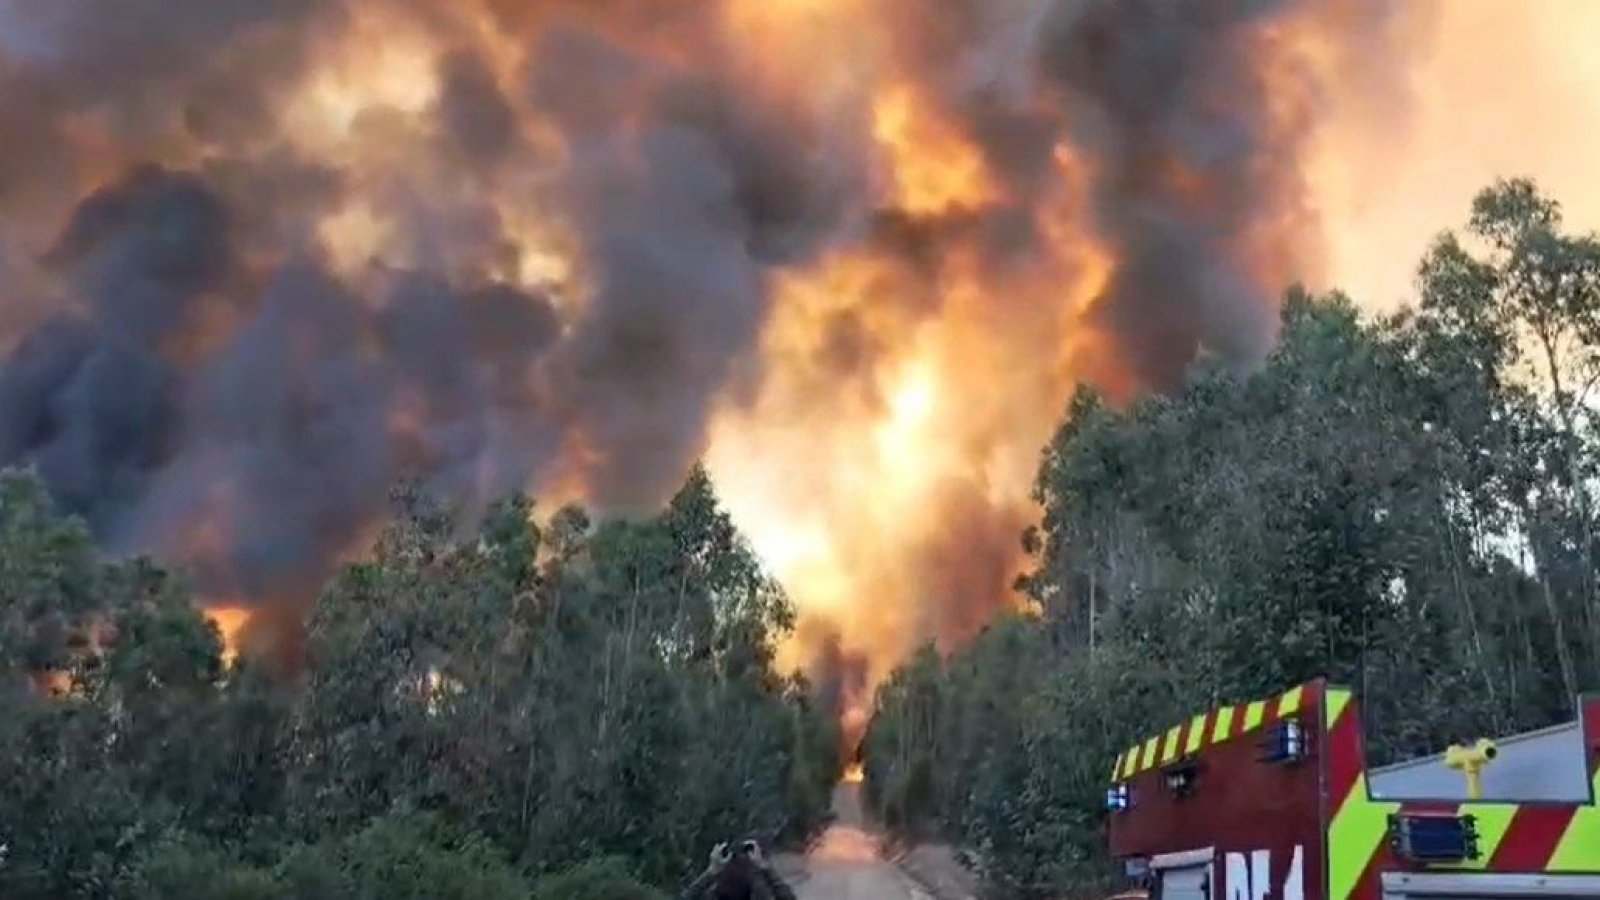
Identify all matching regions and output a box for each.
[0,469,101,679]
[0,464,833,898]
[116,835,280,900]
[530,857,667,900]
[276,812,530,900]
[115,815,532,900]
[866,180,1600,898]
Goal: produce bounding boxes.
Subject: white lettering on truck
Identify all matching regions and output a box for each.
[1225,845,1303,900]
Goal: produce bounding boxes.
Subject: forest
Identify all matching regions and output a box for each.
[0,466,838,898]
[4,178,1597,899]
[864,180,1600,896]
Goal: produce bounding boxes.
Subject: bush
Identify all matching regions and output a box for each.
[117,834,280,900]
[277,812,530,900]
[117,814,536,900]
[531,857,668,900]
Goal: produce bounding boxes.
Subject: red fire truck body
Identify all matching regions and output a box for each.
[1107,681,1600,900]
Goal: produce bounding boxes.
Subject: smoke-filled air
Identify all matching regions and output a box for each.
[3,0,1597,721]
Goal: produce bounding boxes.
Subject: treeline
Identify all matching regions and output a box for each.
[864,179,1600,897]
[0,466,837,899]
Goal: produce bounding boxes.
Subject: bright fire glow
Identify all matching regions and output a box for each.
[224,2,1600,706]
[5,1,1598,725]
[873,84,997,215]
[809,825,880,863]
[205,607,252,667]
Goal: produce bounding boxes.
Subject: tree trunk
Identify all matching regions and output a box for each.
[1537,565,1579,701]
[1536,328,1598,685]
[1444,506,1498,707]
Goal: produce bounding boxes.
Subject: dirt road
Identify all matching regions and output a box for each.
[782,783,955,900]
[794,820,933,900]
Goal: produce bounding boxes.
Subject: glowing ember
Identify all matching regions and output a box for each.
[30,670,72,697]
[843,763,865,785]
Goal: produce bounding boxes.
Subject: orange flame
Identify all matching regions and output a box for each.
[6,0,1598,723]
[204,607,252,667]
[873,83,997,215]
[30,669,73,697]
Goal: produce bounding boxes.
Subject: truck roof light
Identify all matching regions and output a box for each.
[1259,718,1307,764]
[1106,783,1131,812]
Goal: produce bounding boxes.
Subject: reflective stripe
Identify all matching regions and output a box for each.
[1325,688,1352,730]
[1323,686,1600,897]
[1329,775,1397,900]
[1492,806,1576,869]
[1108,683,1324,788]
[1547,770,1600,870]
[1211,705,1235,742]
[1184,714,1208,755]
[1453,803,1517,870]
[1161,725,1183,764]
[1244,699,1267,730]
[1279,685,1303,715]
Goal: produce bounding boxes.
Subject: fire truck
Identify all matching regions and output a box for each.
[1106,680,1600,900]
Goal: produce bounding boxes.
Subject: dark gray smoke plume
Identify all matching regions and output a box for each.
[1037,0,1309,388]
[0,0,1410,636]
[805,625,870,755]
[0,166,227,533]
[867,0,1404,396]
[528,18,849,506]
[0,2,850,611]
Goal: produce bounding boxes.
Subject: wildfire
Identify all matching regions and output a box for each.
[873,84,997,215]
[31,670,73,697]
[205,607,252,668]
[3,0,1597,724]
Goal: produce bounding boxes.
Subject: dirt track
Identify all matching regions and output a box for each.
[782,783,964,900]
[794,821,933,900]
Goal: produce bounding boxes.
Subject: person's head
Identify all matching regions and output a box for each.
[711,847,762,900]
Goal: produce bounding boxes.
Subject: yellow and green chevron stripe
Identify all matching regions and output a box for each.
[1111,683,1306,782]
[1324,688,1600,900]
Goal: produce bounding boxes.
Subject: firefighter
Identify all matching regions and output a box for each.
[681,840,798,900]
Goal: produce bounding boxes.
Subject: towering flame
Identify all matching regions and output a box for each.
[1,0,1597,709]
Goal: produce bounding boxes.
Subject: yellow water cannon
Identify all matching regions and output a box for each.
[1443,738,1498,799]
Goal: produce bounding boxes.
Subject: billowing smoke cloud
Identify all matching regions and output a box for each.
[1038,0,1336,388]
[714,0,1411,679]
[0,0,1416,674]
[528,17,850,505]
[805,624,871,758]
